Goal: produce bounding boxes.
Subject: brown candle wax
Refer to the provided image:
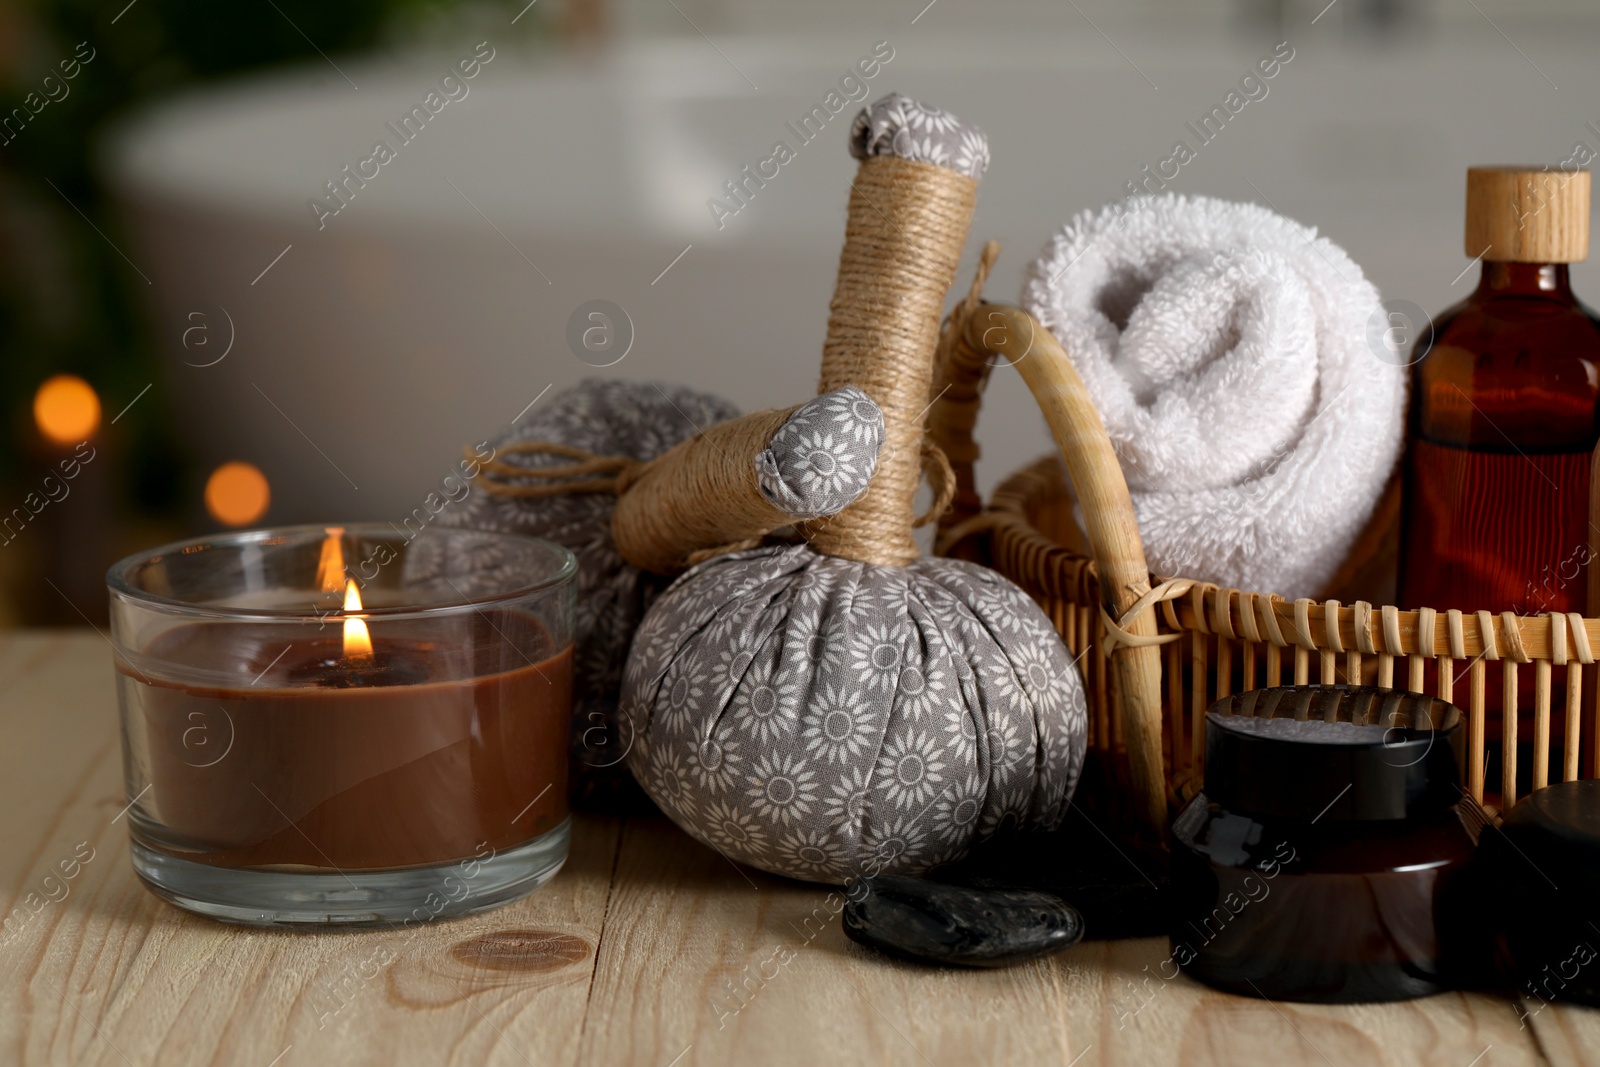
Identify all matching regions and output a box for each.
[118,611,570,872]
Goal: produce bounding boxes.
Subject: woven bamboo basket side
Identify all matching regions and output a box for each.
[929,293,1600,822]
[978,456,1600,814]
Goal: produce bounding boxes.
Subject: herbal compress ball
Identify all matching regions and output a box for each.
[623,543,1087,881]
[619,94,1088,881]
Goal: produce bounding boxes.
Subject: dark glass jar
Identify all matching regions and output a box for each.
[1171,686,1484,1003]
[1473,780,1600,1010]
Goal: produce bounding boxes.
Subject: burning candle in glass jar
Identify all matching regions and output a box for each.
[108,524,577,926]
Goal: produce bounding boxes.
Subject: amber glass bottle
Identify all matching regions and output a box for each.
[1400,168,1600,617]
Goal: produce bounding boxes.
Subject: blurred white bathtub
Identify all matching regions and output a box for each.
[106,27,1600,522]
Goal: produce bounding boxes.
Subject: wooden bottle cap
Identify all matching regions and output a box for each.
[1465,167,1590,263]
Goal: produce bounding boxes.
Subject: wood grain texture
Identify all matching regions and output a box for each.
[1,629,1595,1066]
[1464,167,1590,264]
[1526,995,1600,1067]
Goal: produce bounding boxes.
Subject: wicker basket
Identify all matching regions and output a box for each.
[928,248,1600,839]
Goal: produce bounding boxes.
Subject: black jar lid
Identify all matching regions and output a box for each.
[1497,780,1600,891]
[1203,686,1465,823]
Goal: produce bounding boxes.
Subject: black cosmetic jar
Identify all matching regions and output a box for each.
[1170,685,1485,1002]
[1474,779,1600,1008]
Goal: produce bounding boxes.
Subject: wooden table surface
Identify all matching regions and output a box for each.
[6,629,1599,1067]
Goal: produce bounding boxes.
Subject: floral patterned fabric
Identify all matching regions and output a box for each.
[755,387,884,519]
[622,543,1088,884]
[850,92,990,181]
[437,378,741,810]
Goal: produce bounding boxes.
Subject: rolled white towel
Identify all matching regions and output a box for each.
[1022,194,1404,599]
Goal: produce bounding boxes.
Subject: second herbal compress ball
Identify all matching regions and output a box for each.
[434,378,739,808]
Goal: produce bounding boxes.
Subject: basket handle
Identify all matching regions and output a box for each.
[937,298,1170,839]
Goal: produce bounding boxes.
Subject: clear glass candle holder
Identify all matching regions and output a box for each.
[107,524,576,927]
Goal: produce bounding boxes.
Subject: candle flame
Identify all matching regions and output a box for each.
[316,527,347,593]
[342,579,373,663]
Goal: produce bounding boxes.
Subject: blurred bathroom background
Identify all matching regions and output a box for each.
[1,0,1597,623]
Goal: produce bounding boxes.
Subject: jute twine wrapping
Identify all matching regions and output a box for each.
[474,441,636,497]
[610,404,802,574]
[806,155,978,566]
[476,404,810,574]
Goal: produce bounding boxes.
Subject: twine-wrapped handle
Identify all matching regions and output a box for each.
[611,387,886,574]
[804,94,988,567]
[611,406,795,574]
[599,95,983,573]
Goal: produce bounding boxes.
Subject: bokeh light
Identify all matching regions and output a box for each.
[204,462,270,527]
[33,375,101,446]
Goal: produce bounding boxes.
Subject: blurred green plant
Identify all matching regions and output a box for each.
[0,0,529,512]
